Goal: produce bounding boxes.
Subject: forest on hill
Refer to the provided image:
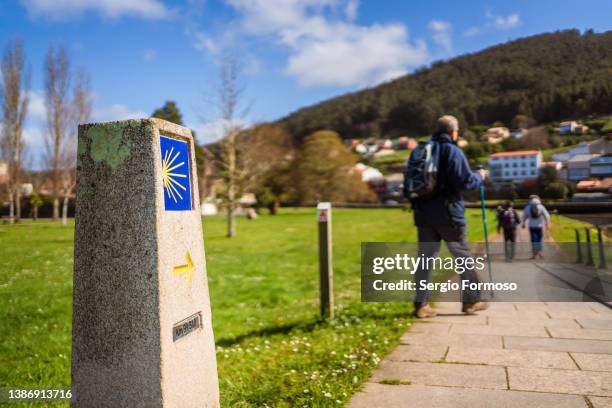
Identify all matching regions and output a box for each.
[280,30,612,141]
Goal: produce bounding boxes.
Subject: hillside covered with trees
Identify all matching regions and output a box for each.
[280,30,612,141]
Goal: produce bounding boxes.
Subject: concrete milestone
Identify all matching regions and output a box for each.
[71,119,219,407]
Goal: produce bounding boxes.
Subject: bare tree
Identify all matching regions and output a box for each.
[44,44,71,221]
[207,53,249,238]
[0,38,30,224]
[60,68,91,224]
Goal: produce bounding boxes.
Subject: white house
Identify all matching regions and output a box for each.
[488,150,542,183]
[353,163,384,182]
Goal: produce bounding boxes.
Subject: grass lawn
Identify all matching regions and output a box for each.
[0,208,549,406]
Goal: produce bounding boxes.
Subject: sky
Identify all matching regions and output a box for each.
[1,0,612,165]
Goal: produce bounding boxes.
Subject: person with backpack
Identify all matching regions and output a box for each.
[521,195,551,259]
[497,201,520,261]
[404,115,488,318]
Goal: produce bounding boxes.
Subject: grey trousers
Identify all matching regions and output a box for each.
[414,224,481,306]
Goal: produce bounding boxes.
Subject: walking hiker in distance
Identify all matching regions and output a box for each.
[404,115,489,318]
[497,201,521,262]
[522,195,551,259]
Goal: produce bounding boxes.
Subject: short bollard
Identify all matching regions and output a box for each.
[585,227,595,267]
[317,202,334,320]
[575,228,583,264]
[597,227,607,270]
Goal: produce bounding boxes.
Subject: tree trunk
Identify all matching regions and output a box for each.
[8,192,15,224]
[33,205,39,221]
[62,195,69,225]
[15,189,21,222]
[272,198,280,215]
[227,206,235,238]
[52,197,60,221]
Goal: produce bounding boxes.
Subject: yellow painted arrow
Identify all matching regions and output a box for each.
[173,251,194,284]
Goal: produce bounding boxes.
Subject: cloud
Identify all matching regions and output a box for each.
[27,90,47,122]
[191,118,249,144]
[345,0,358,21]
[223,0,428,87]
[93,104,148,122]
[464,10,520,37]
[193,32,219,54]
[20,0,169,20]
[492,13,520,30]
[428,20,452,52]
[286,23,427,86]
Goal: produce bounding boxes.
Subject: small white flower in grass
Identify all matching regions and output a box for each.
[324,392,332,398]
[352,376,359,384]
[336,400,342,404]
[331,351,336,356]
[303,389,310,394]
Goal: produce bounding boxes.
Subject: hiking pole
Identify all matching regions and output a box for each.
[476,165,494,298]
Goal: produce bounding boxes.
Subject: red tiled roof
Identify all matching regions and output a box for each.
[490,150,540,158]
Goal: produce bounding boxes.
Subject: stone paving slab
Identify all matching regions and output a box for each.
[423,314,487,325]
[477,309,551,319]
[487,316,581,329]
[347,383,588,408]
[370,361,507,390]
[571,353,612,372]
[578,319,612,330]
[450,323,549,337]
[400,332,503,349]
[589,396,612,408]
[384,345,448,363]
[504,336,612,354]
[446,347,577,369]
[548,327,612,341]
[547,309,610,319]
[508,366,612,396]
[409,322,452,334]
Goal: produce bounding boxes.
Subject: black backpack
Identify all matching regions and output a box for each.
[403,140,441,200]
[530,204,541,218]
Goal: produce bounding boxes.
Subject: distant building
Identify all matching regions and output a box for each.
[542,161,563,172]
[576,178,612,192]
[559,121,589,135]
[355,143,368,154]
[559,121,578,135]
[590,154,612,179]
[484,127,510,144]
[551,138,612,163]
[567,154,599,181]
[353,163,384,182]
[396,136,410,150]
[0,160,7,185]
[488,150,542,182]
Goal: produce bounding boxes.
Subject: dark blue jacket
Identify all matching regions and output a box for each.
[412,132,482,227]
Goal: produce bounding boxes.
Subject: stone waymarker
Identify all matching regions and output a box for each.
[317,202,334,319]
[72,119,219,407]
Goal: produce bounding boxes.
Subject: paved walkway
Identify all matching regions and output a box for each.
[348,301,612,408]
[349,226,612,407]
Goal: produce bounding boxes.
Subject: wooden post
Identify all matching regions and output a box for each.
[317,202,334,320]
[597,226,607,270]
[575,228,583,264]
[585,227,594,267]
